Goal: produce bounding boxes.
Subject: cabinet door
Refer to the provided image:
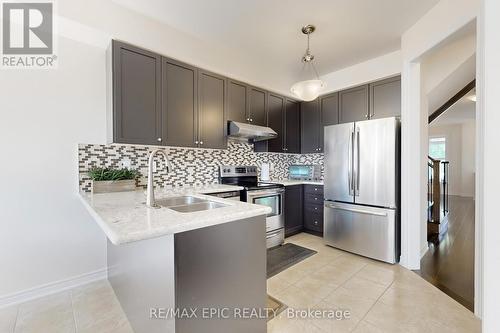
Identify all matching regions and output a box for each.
[227,80,248,123]
[285,185,303,237]
[321,92,339,126]
[319,92,339,153]
[249,87,267,126]
[300,99,320,153]
[285,99,301,153]
[113,41,162,145]
[162,58,198,147]
[369,76,401,119]
[267,93,285,153]
[198,70,227,149]
[339,85,369,124]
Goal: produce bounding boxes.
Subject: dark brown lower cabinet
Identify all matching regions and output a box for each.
[303,185,324,235]
[284,185,303,237]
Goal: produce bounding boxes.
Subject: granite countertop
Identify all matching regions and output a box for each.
[79,184,269,245]
[268,179,324,186]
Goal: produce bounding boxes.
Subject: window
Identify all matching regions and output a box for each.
[429,137,446,160]
[429,137,446,181]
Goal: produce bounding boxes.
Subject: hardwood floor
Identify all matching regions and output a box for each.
[417,195,475,311]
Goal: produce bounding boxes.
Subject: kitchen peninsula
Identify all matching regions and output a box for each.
[79,186,270,333]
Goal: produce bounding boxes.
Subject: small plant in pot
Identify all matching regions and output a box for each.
[88,167,140,193]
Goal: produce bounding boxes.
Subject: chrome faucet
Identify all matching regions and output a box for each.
[146,149,172,208]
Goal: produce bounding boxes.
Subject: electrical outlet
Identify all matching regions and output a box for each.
[121,159,131,169]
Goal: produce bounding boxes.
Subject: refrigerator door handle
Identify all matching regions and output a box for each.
[354,127,360,196]
[348,130,354,195]
[325,203,388,217]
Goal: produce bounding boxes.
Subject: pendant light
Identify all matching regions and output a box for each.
[290,25,325,101]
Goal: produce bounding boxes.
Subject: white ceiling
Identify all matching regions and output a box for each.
[432,89,476,126]
[112,0,439,79]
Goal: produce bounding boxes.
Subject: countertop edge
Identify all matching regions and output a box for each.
[78,191,270,246]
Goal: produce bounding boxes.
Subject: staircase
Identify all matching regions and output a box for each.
[427,156,450,240]
[425,81,474,241]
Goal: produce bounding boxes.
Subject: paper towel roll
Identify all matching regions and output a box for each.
[260,163,270,181]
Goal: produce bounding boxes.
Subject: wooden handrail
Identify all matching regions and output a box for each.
[428,155,438,163]
[429,80,476,124]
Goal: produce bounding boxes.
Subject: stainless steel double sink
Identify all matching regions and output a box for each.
[155,196,228,213]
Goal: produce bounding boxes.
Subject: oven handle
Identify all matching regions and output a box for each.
[247,188,285,197]
[266,229,283,239]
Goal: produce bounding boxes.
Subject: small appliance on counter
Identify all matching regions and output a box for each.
[260,163,271,181]
[288,165,321,181]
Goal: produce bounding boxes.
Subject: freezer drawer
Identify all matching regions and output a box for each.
[324,202,397,263]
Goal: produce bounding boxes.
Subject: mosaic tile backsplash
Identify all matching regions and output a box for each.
[78,140,324,192]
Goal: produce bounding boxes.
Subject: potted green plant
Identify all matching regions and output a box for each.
[88,167,140,193]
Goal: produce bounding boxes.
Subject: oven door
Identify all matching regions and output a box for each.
[246,188,285,232]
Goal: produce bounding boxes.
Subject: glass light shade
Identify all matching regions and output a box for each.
[290,79,325,101]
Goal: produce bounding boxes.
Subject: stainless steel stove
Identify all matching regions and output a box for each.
[219,165,285,248]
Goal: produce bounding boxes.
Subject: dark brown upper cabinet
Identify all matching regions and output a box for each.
[339,84,369,124]
[319,92,339,153]
[227,79,248,123]
[249,87,267,126]
[198,70,227,149]
[266,93,285,153]
[301,99,321,154]
[162,58,198,148]
[369,76,401,119]
[112,41,162,145]
[321,92,339,126]
[285,99,301,154]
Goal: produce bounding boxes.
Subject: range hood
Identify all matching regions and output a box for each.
[228,121,277,142]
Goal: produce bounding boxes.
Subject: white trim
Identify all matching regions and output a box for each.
[0,268,107,309]
[474,5,484,318]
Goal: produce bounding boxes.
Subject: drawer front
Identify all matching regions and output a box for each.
[304,193,323,205]
[304,212,323,232]
[304,185,324,195]
[305,203,323,215]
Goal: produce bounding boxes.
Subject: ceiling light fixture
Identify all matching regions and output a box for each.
[290,25,325,101]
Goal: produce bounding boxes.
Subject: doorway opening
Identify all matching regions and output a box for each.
[415,22,477,311]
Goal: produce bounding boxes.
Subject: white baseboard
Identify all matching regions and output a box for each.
[0,268,108,309]
[420,244,429,259]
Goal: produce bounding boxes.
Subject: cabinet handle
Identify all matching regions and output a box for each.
[246,118,250,121]
[365,114,369,119]
[157,138,162,142]
[250,118,253,122]
[200,141,204,145]
[314,221,318,225]
[195,140,199,144]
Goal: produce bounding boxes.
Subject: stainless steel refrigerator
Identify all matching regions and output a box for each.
[323,117,400,264]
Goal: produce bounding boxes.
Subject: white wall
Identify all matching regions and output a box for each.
[0,37,108,302]
[320,50,402,94]
[429,122,476,197]
[479,0,500,328]
[461,121,476,197]
[420,27,476,113]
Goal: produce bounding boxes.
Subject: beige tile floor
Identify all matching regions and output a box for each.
[267,233,481,333]
[0,280,133,333]
[0,232,480,333]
